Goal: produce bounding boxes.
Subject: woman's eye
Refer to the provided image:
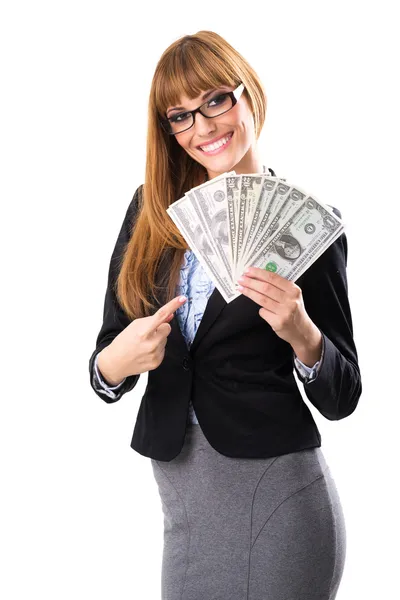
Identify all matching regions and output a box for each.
[208,93,228,107]
[170,112,191,123]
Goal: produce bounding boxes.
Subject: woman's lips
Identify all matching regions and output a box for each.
[198,132,234,155]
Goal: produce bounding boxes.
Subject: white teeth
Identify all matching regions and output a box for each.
[200,133,232,152]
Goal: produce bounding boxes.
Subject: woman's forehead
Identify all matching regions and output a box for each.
[156,67,235,112]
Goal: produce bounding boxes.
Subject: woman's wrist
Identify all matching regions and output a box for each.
[97,345,126,386]
[290,321,323,368]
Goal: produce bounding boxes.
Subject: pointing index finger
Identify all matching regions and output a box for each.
[147,295,187,334]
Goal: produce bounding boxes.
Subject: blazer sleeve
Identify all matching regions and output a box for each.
[92,352,127,399]
[294,206,362,420]
[88,185,143,404]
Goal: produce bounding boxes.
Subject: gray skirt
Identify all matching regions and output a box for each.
[151,422,346,600]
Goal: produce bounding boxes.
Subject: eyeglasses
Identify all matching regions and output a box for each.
[159,83,245,135]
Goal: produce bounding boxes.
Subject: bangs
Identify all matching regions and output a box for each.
[154,40,239,117]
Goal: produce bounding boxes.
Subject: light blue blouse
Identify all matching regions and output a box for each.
[93,249,322,421]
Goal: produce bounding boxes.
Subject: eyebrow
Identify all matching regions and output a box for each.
[166,88,226,115]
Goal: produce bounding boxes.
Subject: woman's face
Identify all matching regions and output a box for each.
[166,84,261,180]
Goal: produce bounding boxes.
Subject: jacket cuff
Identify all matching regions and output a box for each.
[293,330,325,383]
[93,352,127,398]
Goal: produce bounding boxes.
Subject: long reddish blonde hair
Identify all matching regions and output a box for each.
[117,30,267,319]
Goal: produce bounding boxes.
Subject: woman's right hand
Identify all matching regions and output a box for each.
[99,295,188,382]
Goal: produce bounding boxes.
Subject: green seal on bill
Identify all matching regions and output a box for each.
[265,262,277,272]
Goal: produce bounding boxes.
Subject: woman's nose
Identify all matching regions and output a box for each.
[192,111,216,136]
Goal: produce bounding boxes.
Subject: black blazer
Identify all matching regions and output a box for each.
[88,174,362,461]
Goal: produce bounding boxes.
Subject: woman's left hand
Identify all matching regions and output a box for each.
[236,266,313,346]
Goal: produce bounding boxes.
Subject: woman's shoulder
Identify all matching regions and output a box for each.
[129,183,144,211]
[124,184,144,227]
[327,205,342,219]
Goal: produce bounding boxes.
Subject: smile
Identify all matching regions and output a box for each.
[198,132,234,155]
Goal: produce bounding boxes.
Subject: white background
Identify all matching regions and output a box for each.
[1,1,399,598]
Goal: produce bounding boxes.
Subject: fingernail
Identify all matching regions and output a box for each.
[179,296,187,302]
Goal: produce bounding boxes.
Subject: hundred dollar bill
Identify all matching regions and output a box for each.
[233,171,278,234]
[203,171,282,278]
[234,174,265,280]
[167,191,240,303]
[228,172,283,269]
[225,175,241,267]
[239,179,294,272]
[185,171,235,276]
[236,197,344,285]
[186,171,236,283]
[238,175,288,275]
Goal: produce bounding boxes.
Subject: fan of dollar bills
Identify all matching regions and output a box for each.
[166,171,344,304]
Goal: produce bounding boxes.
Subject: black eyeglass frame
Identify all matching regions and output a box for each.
[159,83,245,135]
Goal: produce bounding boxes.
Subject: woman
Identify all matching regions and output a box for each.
[88,30,362,600]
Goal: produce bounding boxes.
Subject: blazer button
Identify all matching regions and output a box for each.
[182,357,190,371]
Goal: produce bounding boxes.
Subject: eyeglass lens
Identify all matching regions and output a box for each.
[168,92,234,134]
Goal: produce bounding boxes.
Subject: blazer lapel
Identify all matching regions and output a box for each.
[169,286,227,357]
[188,286,226,356]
